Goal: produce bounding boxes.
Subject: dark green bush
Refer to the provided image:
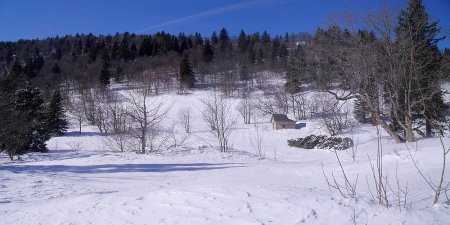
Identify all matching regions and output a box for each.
[288,135,353,150]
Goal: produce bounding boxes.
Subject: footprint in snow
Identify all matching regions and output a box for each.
[246,203,253,213]
[310,209,318,219]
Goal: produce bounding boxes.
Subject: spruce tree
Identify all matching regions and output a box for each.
[237,30,249,53]
[202,39,214,63]
[441,48,450,80]
[396,0,446,137]
[15,82,49,153]
[53,46,62,60]
[239,65,249,81]
[219,28,230,51]
[179,54,195,90]
[193,32,204,47]
[247,44,256,63]
[46,90,68,136]
[178,33,188,53]
[52,63,61,75]
[261,30,271,46]
[353,96,372,124]
[0,70,21,159]
[139,37,153,56]
[11,60,22,75]
[285,45,306,93]
[211,31,218,45]
[130,43,137,60]
[99,60,111,86]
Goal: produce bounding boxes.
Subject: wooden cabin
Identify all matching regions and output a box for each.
[271,114,296,130]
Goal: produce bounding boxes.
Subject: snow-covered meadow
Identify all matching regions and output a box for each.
[1,86,449,225]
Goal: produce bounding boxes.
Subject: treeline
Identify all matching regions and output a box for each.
[0,28,310,98]
[285,0,450,142]
[0,27,307,158]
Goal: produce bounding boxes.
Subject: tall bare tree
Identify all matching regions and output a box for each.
[201,92,236,152]
[123,87,171,154]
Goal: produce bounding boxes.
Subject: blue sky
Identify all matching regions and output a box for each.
[1,0,449,48]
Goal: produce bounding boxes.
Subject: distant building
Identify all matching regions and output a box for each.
[271,114,296,130]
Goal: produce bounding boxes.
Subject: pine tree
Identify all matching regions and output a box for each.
[261,30,271,46]
[285,45,306,93]
[193,32,204,47]
[237,30,249,53]
[211,31,218,45]
[11,60,22,75]
[15,82,49,153]
[130,43,137,60]
[353,96,372,124]
[239,65,249,81]
[284,32,290,42]
[139,37,153,56]
[46,90,68,136]
[99,60,111,86]
[219,27,230,51]
[441,48,450,80]
[178,33,188,53]
[396,0,446,137]
[52,63,61,75]
[202,39,214,63]
[0,71,21,159]
[247,44,256,63]
[53,46,62,60]
[179,54,195,91]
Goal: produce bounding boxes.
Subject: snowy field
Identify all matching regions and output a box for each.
[1,88,450,225]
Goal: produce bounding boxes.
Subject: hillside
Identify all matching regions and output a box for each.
[1,86,449,225]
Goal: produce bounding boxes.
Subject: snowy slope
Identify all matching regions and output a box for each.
[1,88,449,225]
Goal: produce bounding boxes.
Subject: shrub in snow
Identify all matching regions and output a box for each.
[288,135,353,150]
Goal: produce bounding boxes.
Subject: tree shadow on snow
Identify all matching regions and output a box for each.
[1,163,244,174]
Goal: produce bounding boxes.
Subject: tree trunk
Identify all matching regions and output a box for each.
[425,119,432,137]
[363,93,405,143]
[405,114,415,142]
[141,133,146,154]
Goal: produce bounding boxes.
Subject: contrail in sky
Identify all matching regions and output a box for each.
[135,0,275,33]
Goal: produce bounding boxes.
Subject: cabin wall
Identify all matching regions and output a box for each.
[273,122,296,130]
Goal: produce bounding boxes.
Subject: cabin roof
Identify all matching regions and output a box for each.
[271,114,295,123]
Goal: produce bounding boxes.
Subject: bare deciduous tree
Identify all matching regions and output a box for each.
[237,94,255,124]
[201,92,236,152]
[249,121,265,157]
[163,122,191,151]
[105,100,132,152]
[316,93,349,136]
[255,89,289,117]
[322,149,358,198]
[408,137,450,205]
[67,94,85,134]
[123,87,171,154]
[287,92,308,120]
[179,107,191,133]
